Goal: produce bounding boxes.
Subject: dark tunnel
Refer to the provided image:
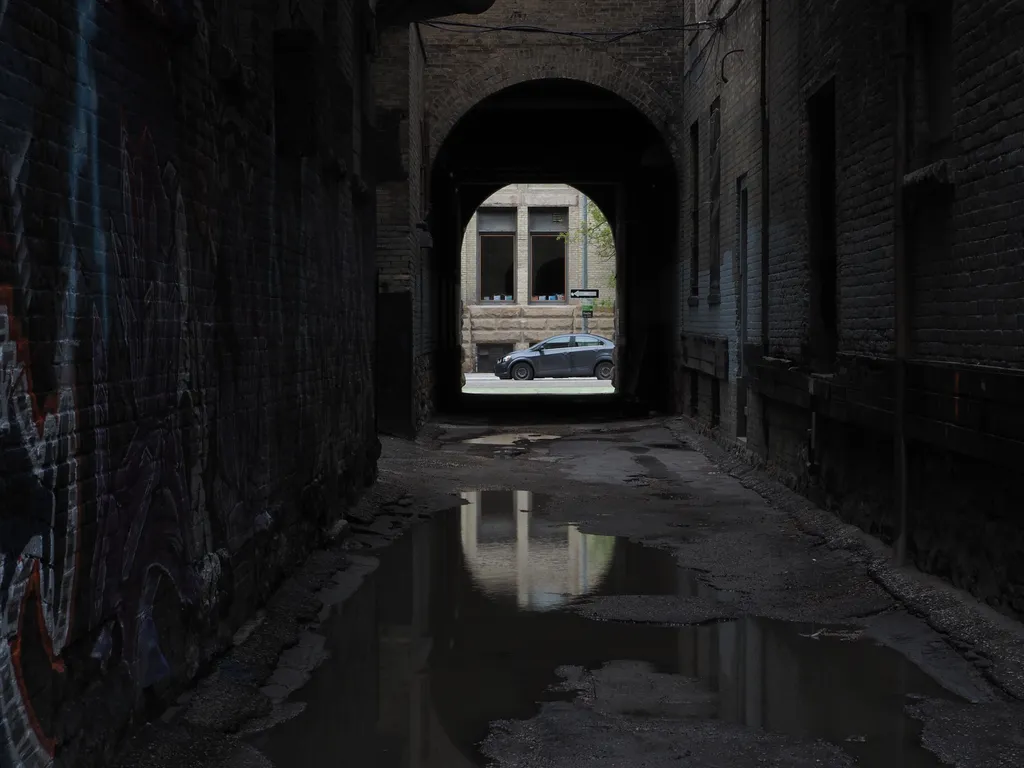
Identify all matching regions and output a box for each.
[428,78,680,419]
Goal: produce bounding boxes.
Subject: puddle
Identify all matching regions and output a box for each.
[251,490,956,768]
[462,433,560,446]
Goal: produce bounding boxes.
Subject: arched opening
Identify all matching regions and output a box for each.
[429,78,679,418]
[459,184,618,396]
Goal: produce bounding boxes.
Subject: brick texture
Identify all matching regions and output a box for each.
[374,22,436,428]
[420,6,687,166]
[751,0,1024,617]
[680,0,764,436]
[0,0,378,764]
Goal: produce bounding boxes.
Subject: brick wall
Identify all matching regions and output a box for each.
[373,22,437,429]
[375,24,415,294]
[680,0,764,436]
[751,0,1024,617]
[906,0,1024,367]
[421,3,688,159]
[0,0,379,764]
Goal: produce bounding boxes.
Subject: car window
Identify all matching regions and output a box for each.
[541,335,574,350]
[575,335,605,347]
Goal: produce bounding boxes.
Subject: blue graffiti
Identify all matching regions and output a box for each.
[69,0,108,341]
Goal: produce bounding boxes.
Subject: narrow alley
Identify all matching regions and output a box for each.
[112,420,1024,767]
[2,0,1023,764]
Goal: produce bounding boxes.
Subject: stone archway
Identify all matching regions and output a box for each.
[426,47,683,165]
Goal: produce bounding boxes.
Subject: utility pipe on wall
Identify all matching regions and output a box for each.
[759,0,771,358]
[582,193,589,334]
[893,3,911,566]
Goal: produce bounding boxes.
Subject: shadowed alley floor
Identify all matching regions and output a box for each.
[113,419,1024,768]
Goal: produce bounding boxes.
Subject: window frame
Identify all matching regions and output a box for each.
[538,334,575,351]
[477,231,517,304]
[528,232,568,304]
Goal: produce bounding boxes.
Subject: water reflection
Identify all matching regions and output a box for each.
[458,490,619,610]
[252,491,954,768]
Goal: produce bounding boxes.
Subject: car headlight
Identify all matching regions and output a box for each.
[500,355,510,363]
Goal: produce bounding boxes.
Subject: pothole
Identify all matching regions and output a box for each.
[462,432,560,446]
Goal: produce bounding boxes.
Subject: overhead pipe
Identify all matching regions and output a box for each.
[759,0,770,358]
[376,0,497,28]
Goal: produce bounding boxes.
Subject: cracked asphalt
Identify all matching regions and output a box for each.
[112,418,1024,767]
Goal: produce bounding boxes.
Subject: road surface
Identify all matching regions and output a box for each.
[462,371,614,395]
[115,420,1024,768]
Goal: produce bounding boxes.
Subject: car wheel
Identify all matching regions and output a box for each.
[595,361,614,381]
[511,362,534,381]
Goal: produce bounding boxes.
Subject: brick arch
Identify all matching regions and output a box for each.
[428,48,681,163]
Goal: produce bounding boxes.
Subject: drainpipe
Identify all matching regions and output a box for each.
[759,0,771,358]
[582,194,589,333]
[893,2,911,566]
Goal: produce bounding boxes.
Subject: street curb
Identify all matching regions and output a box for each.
[666,416,1024,702]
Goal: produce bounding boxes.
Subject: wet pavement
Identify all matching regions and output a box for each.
[252,491,964,768]
[112,420,1024,768]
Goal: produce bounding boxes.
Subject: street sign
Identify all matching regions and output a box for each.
[570,288,599,299]
[581,309,594,319]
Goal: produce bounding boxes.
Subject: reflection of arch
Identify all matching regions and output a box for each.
[429,49,681,162]
[458,491,617,609]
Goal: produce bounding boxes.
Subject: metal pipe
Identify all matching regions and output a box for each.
[759,0,770,358]
[582,193,589,333]
[893,3,911,566]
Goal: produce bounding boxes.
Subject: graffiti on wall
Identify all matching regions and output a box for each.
[0,143,81,766]
[0,0,373,761]
[0,114,206,766]
[89,123,201,687]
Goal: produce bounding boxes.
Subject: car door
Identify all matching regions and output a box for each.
[534,335,575,377]
[569,335,604,376]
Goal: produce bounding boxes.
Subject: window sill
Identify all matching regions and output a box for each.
[477,301,518,306]
[707,293,721,307]
[528,301,568,306]
[687,295,700,307]
[904,158,955,190]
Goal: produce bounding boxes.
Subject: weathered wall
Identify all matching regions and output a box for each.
[0,0,379,764]
[421,0,687,406]
[421,1,689,155]
[461,306,616,372]
[679,0,764,436]
[374,22,434,430]
[732,0,1024,617]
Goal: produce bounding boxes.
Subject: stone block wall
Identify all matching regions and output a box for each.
[461,306,615,372]
[0,0,379,764]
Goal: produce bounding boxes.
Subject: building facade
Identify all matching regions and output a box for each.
[412,0,1024,618]
[459,184,616,374]
[677,0,1024,616]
